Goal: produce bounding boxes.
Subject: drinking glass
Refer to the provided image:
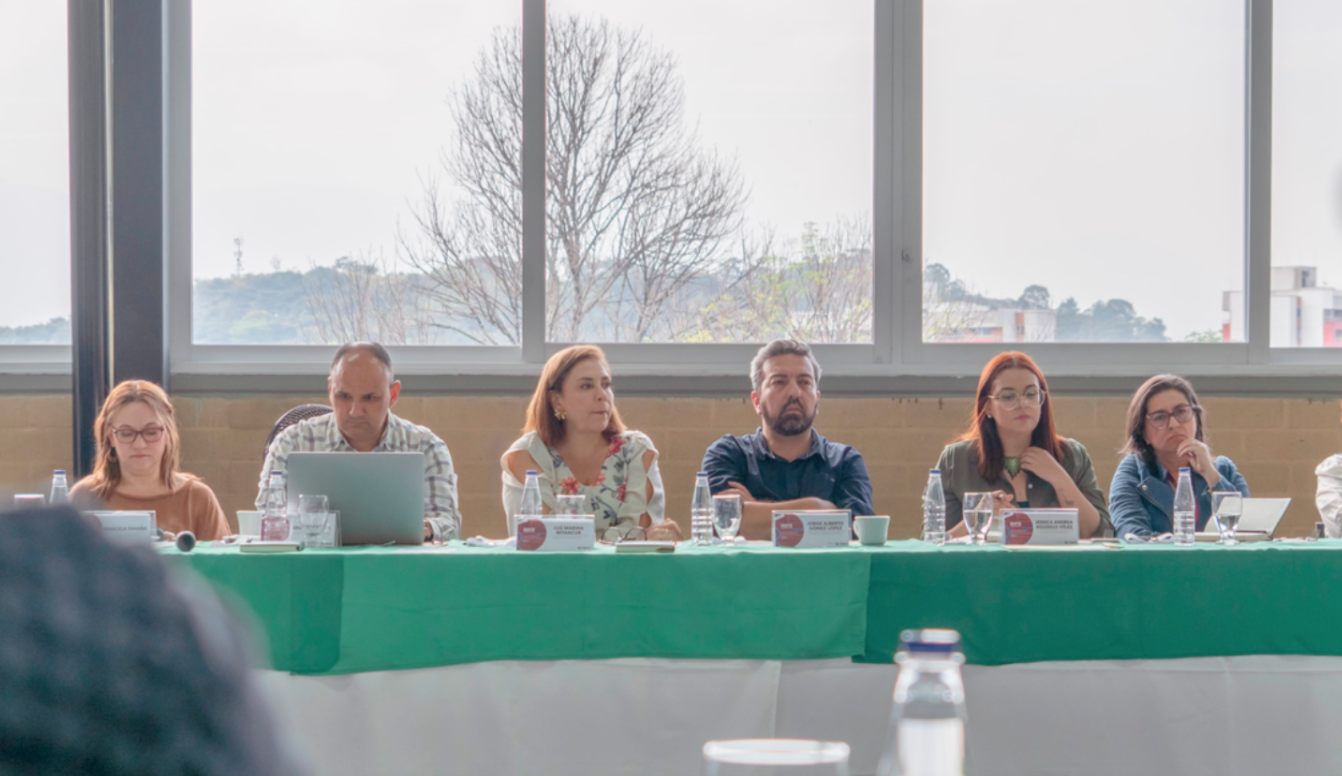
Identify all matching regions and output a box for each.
[297,494,330,547]
[1212,491,1244,546]
[713,494,743,542]
[556,494,586,516]
[963,492,994,546]
[703,739,850,776]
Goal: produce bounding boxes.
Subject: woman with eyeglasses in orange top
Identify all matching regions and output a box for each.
[935,351,1111,539]
[1109,374,1249,539]
[70,380,231,541]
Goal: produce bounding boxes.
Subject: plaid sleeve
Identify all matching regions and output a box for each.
[423,436,462,541]
[255,425,301,510]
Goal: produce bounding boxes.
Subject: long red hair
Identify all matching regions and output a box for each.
[956,351,1066,481]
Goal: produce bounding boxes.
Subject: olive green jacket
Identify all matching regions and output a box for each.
[934,438,1113,538]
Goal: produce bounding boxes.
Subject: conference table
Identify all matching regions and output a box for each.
[167,540,1342,775]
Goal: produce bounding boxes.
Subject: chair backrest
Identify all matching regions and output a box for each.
[263,404,333,455]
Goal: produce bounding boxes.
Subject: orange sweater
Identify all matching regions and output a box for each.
[71,477,231,541]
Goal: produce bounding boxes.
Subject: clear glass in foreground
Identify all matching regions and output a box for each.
[713,494,743,542]
[703,739,850,776]
[963,492,993,546]
[1212,491,1243,546]
[297,494,330,546]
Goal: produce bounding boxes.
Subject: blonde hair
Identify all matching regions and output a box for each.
[524,345,626,446]
[84,380,184,500]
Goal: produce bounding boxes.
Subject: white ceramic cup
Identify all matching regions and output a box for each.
[236,510,262,536]
[853,515,890,546]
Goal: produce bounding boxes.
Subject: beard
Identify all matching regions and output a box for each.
[763,399,817,437]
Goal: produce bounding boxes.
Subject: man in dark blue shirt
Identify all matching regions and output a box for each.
[702,339,875,539]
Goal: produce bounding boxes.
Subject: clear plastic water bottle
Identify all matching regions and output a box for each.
[49,470,69,505]
[923,469,946,545]
[519,470,544,527]
[1173,467,1196,545]
[261,470,291,541]
[876,628,968,776]
[691,472,713,546]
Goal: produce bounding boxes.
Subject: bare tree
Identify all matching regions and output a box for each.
[402,15,746,344]
[301,253,432,345]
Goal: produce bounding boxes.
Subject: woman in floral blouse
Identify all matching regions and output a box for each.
[501,345,681,540]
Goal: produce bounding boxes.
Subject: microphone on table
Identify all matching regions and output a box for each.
[175,531,197,553]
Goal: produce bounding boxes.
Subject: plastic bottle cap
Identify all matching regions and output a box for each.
[526,470,538,476]
[929,469,940,475]
[1179,467,1191,473]
[899,627,961,653]
[697,471,708,477]
[271,470,283,475]
[54,470,65,476]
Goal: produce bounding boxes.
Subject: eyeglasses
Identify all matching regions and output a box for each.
[598,523,646,544]
[987,389,1045,410]
[112,425,165,443]
[1146,404,1199,430]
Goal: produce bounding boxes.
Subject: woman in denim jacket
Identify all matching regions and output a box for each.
[1109,375,1249,538]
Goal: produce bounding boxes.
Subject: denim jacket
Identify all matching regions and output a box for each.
[1108,453,1250,538]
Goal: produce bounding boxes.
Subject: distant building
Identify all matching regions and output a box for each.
[923,281,1057,342]
[1223,266,1342,347]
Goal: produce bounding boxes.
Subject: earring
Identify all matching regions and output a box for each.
[554,407,567,421]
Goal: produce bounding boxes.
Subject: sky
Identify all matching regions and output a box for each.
[3,0,1342,342]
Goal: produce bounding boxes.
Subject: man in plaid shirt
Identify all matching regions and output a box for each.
[258,342,462,541]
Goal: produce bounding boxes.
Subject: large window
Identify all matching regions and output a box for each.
[1268,0,1342,348]
[923,0,1245,344]
[544,0,874,344]
[191,1,518,346]
[0,2,71,346]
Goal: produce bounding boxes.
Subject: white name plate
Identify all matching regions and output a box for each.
[516,517,595,552]
[89,510,157,545]
[1001,508,1079,546]
[772,510,852,548]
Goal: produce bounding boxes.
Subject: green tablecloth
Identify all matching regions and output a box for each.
[861,539,1342,666]
[168,539,1342,675]
[169,543,871,675]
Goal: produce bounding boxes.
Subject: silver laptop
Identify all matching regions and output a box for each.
[1198,497,1291,538]
[285,452,425,546]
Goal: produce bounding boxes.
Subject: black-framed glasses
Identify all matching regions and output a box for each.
[1146,404,1199,430]
[987,388,1045,411]
[112,425,165,444]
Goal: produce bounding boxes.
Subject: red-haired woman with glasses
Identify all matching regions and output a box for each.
[1109,374,1248,539]
[935,352,1111,539]
[70,380,230,540]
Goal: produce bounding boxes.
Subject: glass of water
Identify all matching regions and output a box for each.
[556,494,586,516]
[963,492,994,546]
[297,494,330,547]
[703,739,850,776]
[713,494,743,543]
[1212,491,1244,546]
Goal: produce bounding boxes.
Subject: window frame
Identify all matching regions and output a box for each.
[21,0,1342,388]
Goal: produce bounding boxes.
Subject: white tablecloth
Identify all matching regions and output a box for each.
[257,655,1342,775]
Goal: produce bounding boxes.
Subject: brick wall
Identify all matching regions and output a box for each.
[5,393,1340,538]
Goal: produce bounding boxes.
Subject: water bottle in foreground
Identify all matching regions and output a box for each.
[691,472,714,546]
[261,470,291,541]
[922,469,946,545]
[1173,467,1195,546]
[877,628,967,776]
[49,469,69,505]
[519,470,544,526]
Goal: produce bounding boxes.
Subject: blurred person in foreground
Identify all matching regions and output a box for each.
[258,342,461,542]
[702,339,874,540]
[502,345,681,541]
[71,379,230,541]
[935,351,1111,539]
[1109,374,1249,538]
[0,505,304,774]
